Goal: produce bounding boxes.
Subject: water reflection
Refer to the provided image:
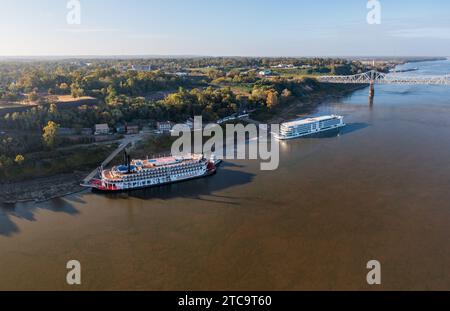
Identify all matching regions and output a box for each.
[93,162,255,204]
[340,123,370,135]
[0,162,258,237]
[0,197,81,236]
[369,95,374,107]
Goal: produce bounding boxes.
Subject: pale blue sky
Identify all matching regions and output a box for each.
[1,0,450,56]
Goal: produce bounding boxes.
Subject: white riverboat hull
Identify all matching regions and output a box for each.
[84,154,218,192]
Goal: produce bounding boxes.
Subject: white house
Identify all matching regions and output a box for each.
[95,124,110,135]
[157,121,174,133]
[131,65,153,72]
[258,70,273,76]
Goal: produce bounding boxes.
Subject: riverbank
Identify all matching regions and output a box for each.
[273,84,367,123]
[0,136,174,204]
[0,172,87,204]
[252,83,367,123]
[0,144,117,204]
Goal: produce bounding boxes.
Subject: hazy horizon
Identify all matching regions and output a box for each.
[0,55,448,60]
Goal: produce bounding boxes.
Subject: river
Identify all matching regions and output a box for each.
[1,59,450,290]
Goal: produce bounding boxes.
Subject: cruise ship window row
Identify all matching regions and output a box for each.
[122,168,203,182]
[108,168,206,188]
[120,171,199,188]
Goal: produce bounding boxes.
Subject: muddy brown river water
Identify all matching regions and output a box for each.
[1,60,450,290]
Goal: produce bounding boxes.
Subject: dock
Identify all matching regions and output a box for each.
[81,134,145,186]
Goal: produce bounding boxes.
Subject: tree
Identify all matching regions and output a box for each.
[266,91,279,109]
[71,83,84,98]
[280,88,292,104]
[206,68,225,80]
[0,155,13,169]
[14,154,25,165]
[281,88,292,98]
[106,85,117,104]
[42,121,60,149]
[27,90,39,103]
[250,87,267,102]
[49,103,58,115]
[60,83,70,93]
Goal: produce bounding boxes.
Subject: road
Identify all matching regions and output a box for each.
[81,133,146,186]
[241,116,261,126]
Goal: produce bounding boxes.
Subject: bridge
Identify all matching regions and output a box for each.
[318,70,450,85]
[318,70,450,99]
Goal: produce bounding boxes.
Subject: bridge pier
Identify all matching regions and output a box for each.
[369,80,375,98]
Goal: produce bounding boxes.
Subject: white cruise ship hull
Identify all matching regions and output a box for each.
[274,123,345,140]
[274,115,346,141]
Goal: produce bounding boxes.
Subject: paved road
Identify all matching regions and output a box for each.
[81,134,146,185]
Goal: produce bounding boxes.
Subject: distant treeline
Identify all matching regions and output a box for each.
[0,64,198,102]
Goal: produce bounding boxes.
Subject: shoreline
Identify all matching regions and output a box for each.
[0,172,88,205]
[267,84,367,124]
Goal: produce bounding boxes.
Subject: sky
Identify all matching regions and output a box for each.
[1,0,450,57]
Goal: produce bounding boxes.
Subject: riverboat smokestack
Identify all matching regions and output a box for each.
[123,150,131,173]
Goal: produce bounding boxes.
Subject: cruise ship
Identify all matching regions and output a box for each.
[85,153,217,192]
[275,115,345,140]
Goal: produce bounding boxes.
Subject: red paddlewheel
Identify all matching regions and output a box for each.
[207,162,216,170]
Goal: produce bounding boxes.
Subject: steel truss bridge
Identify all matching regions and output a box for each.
[318,70,450,86]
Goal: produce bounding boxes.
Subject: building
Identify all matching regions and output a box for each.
[258,70,273,76]
[131,65,153,72]
[157,121,174,133]
[175,72,188,77]
[95,124,110,135]
[126,125,140,135]
[271,64,295,69]
[117,66,129,72]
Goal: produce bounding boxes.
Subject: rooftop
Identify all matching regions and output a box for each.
[104,154,204,180]
[282,115,342,127]
[95,124,109,130]
[133,154,202,169]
